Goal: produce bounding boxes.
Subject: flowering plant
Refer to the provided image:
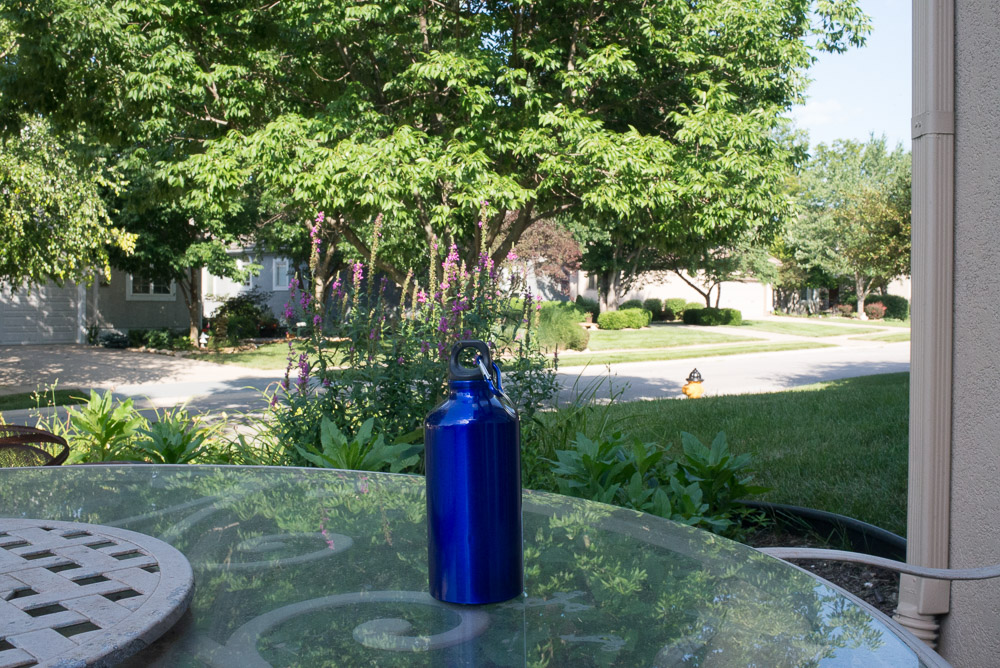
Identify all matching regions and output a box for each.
[269,207,556,466]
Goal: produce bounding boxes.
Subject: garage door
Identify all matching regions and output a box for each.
[0,283,82,344]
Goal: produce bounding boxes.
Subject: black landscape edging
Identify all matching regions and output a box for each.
[741,500,906,561]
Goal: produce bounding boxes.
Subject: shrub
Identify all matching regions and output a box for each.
[212,287,274,344]
[684,307,742,326]
[575,295,600,320]
[597,308,651,330]
[127,329,146,348]
[685,301,706,312]
[864,302,887,320]
[271,209,557,467]
[537,302,589,352]
[836,304,854,317]
[547,430,767,535]
[98,330,129,349]
[879,294,909,320]
[664,298,687,319]
[642,298,664,321]
[619,298,644,310]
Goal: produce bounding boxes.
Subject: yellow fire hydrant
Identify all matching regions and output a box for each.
[682,368,704,399]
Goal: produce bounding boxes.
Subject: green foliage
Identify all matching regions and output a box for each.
[211,287,274,344]
[98,330,129,349]
[536,302,589,352]
[878,294,909,320]
[676,432,768,526]
[597,308,652,330]
[133,408,215,464]
[135,328,193,350]
[270,220,557,464]
[47,391,146,463]
[684,307,742,326]
[786,137,911,313]
[864,302,887,320]
[642,298,664,321]
[4,0,870,294]
[0,117,134,287]
[295,418,422,474]
[664,299,687,316]
[619,299,644,310]
[548,430,767,534]
[574,295,600,319]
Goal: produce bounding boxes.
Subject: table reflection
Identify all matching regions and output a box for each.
[0,466,929,667]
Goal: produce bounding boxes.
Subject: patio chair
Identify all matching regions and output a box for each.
[0,424,70,467]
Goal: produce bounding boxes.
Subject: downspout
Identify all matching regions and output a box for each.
[893,0,954,647]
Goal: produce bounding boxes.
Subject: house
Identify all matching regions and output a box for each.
[0,252,298,345]
[568,270,775,319]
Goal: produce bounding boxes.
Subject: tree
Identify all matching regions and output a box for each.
[652,237,778,308]
[0,117,134,289]
[787,137,911,318]
[2,0,870,301]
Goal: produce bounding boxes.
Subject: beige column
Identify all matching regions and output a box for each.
[894,0,954,646]
[934,0,1000,664]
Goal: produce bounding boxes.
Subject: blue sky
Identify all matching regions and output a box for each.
[789,0,911,150]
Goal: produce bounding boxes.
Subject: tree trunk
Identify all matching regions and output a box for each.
[855,274,868,320]
[598,271,620,311]
[713,284,722,308]
[180,267,202,345]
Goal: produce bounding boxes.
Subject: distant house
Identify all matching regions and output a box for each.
[0,251,300,345]
[568,270,775,319]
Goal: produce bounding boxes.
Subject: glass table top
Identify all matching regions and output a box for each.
[0,466,932,667]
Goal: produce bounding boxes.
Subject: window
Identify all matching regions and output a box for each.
[237,259,253,288]
[126,275,176,301]
[273,258,292,290]
[586,273,599,290]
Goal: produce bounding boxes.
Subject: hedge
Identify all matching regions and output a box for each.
[597,308,653,330]
[575,295,600,320]
[619,299,644,310]
[878,294,909,320]
[642,298,664,320]
[536,302,589,351]
[683,307,742,326]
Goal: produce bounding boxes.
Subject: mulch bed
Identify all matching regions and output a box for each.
[744,527,900,617]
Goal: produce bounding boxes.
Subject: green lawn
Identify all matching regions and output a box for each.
[592,373,909,535]
[190,341,346,369]
[0,389,87,412]
[587,324,758,350]
[735,320,883,337]
[851,330,911,343]
[555,342,833,367]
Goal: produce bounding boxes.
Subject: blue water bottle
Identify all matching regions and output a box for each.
[425,340,523,605]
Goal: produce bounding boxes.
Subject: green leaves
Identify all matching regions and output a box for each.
[295,417,422,474]
[549,430,768,536]
[0,117,134,288]
[133,407,215,464]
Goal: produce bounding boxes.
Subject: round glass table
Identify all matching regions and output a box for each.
[0,466,938,667]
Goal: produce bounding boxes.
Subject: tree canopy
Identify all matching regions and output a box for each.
[1,0,870,297]
[0,116,134,289]
[785,136,911,316]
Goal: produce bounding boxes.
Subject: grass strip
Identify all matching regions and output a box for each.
[554,342,833,367]
[189,341,346,369]
[594,373,909,535]
[850,331,911,343]
[737,320,882,337]
[587,325,758,351]
[0,389,88,412]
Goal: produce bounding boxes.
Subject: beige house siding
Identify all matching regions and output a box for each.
[569,270,774,319]
[936,0,1000,662]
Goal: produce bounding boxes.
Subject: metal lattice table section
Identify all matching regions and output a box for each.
[0,519,193,668]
